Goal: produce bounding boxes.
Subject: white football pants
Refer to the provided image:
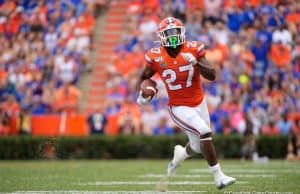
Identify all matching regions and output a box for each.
[168,98,212,153]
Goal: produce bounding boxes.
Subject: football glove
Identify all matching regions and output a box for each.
[181,52,197,65]
[136,91,152,105]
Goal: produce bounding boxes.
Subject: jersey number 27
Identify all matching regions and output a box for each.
[162,64,194,90]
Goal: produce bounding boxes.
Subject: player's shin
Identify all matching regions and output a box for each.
[199,133,217,166]
[199,133,236,189]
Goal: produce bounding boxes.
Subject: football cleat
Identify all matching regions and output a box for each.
[215,175,236,189]
[167,145,187,176]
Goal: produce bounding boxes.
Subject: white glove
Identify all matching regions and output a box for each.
[136,91,152,105]
[181,52,197,65]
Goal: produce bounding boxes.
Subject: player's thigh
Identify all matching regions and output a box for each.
[195,98,210,127]
[169,105,211,136]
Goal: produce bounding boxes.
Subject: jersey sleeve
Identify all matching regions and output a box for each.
[196,42,206,59]
[187,41,206,60]
[144,49,159,72]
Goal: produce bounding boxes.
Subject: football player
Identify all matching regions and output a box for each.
[136,17,236,189]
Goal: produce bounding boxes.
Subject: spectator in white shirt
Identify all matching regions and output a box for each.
[272,25,292,46]
[54,53,78,84]
[44,25,58,52]
[139,15,158,38]
[209,21,229,45]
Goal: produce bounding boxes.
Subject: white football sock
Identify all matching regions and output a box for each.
[209,163,224,179]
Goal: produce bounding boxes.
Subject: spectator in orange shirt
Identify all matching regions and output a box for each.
[1,95,20,117]
[113,50,138,78]
[186,0,204,11]
[118,97,141,134]
[0,0,16,17]
[54,82,81,114]
[143,0,160,13]
[0,95,20,135]
[285,3,300,25]
[239,45,256,74]
[269,42,291,69]
[75,11,95,35]
[0,17,6,33]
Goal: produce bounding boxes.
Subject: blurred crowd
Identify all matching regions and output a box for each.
[102,0,300,142]
[0,0,107,135]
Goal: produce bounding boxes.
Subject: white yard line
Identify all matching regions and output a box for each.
[11,191,207,194]
[78,181,248,186]
[140,174,276,178]
[189,169,295,173]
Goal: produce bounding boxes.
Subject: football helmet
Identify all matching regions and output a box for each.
[157,17,185,48]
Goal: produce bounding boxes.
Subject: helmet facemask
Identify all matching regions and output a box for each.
[158,27,185,48]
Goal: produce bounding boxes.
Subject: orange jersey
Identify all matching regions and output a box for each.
[145,41,206,107]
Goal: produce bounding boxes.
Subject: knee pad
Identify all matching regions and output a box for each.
[200,132,213,141]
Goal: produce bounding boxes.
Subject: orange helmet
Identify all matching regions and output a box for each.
[157,17,185,48]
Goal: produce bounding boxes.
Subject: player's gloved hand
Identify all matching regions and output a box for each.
[136,91,152,105]
[181,52,197,65]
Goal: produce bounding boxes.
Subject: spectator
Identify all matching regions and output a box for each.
[152,117,174,135]
[141,105,157,135]
[272,25,292,46]
[241,114,256,160]
[1,95,20,117]
[211,103,229,134]
[172,0,186,22]
[251,39,269,77]
[54,82,81,114]
[44,25,58,52]
[226,5,244,33]
[204,0,222,22]
[30,95,49,115]
[54,53,78,84]
[290,118,300,158]
[67,28,90,53]
[0,77,15,102]
[269,42,291,69]
[229,104,246,134]
[118,98,141,134]
[139,14,158,38]
[242,2,257,27]
[88,107,107,135]
[0,107,10,135]
[118,110,138,135]
[276,114,292,135]
[247,102,268,135]
[19,108,31,135]
[185,14,201,40]
[285,2,300,25]
[261,120,280,136]
[209,21,229,45]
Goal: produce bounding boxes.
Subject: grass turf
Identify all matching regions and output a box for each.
[0,160,299,193]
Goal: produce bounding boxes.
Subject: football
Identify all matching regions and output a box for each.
[140,79,157,99]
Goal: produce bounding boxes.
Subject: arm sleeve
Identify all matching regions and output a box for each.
[144,51,157,72]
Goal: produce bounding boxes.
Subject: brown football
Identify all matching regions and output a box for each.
[140,79,157,99]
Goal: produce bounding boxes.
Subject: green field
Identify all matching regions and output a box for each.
[0,160,299,193]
